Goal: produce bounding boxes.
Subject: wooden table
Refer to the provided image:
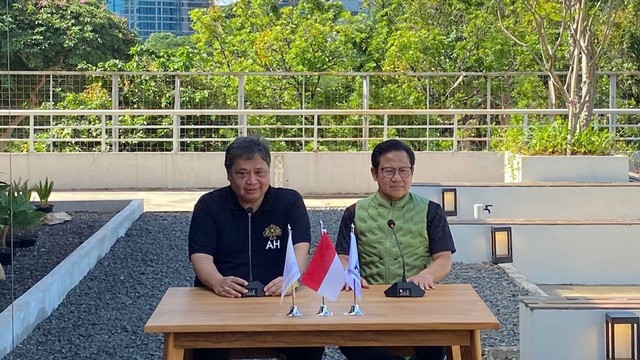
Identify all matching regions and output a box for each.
[144,284,500,360]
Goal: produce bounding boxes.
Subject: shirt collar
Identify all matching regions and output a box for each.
[227,185,274,212]
[373,191,411,208]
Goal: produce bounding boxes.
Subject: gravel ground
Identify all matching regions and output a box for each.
[0,212,117,312]
[3,209,531,360]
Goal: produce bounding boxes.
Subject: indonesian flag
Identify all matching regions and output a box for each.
[345,229,362,299]
[301,231,345,301]
[280,227,301,303]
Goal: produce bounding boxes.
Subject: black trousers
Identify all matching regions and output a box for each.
[340,346,445,360]
[192,347,325,360]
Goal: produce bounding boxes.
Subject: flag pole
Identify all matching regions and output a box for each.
[316,220,333,316]
[286,224,301,317]
[345,223,363,316]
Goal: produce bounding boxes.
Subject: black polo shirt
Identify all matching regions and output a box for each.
[188,186,311,287]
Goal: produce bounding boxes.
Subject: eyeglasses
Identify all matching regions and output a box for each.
[379,167,413,179]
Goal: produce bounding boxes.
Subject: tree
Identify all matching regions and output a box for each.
[1,0,138,71]
[0,0,138,151]
[498,0,622,154]
[144,33,193,52]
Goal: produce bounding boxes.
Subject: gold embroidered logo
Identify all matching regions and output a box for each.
[263,224,282,240]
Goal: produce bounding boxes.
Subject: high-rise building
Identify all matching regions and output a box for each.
[106,0,210,40]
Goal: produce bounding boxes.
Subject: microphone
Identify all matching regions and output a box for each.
[242,207,264,297]
[384,219,425,298]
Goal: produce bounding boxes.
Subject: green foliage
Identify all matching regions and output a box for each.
[11,178,33,202]
[0,0,138,70]
[0,185,45,247]
[497,119,616,156]
[144,33,193,52]
[32,177,54,206]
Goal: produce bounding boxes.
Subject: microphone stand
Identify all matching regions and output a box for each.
[384,219,425,298]
[243,207,265,297]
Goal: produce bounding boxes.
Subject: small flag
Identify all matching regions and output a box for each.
[301,231,345,301]
[345,229,362,299]
[280,226,300,303]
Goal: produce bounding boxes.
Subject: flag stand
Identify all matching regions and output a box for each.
[316,296,332,316]
[287,286,302,317]
[345,279,364,316]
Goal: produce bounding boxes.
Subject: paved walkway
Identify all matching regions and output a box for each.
[50,190,359,212]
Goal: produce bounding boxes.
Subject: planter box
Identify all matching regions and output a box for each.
[504,153,629,183]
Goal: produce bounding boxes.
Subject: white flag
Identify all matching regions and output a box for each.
[345,230,362,299]
[280,227,300,303]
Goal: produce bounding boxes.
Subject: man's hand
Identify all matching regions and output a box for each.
[407,272,436,291]
[213,276,248,298]
[264,276,285,296]
[407,251,452,291]
[343,277,370,291]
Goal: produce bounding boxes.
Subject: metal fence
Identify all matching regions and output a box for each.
[1,108,639,153]
[1,71,640,152]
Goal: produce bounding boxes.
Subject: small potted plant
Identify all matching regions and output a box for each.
[32,177,55,213]
[0,184,45,255]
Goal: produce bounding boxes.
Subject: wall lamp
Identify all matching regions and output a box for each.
[491,226,513,264]
[606,311,639,360]
[441,188,457,216]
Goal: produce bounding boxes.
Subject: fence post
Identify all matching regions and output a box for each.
[383,114,388,141]
[238,74,247,137]
[101,115,106,152]
[609,74,617,136]
[112,74,119,153]
[29,114,34,152]
[486,76,492,150]
[313,114,318,151]
[49,73,54,152]
[173,75,181,153]
[302,76,306,149]
[362,75,370,151]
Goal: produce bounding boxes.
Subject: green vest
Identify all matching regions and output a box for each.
[355,192,431,285]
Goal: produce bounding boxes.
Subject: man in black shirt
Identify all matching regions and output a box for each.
[188,136,324,360]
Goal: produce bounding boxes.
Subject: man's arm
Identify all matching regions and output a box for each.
[406,201,456,290]
[294,242,310,272]
[191,253,248,297]
[407,251,452,290]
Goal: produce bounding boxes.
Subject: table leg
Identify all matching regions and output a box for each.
[470,330,482,360]
[460,330,482,360]
[163,333,185,360]
[446,345,461,360]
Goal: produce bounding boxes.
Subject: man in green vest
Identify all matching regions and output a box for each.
[335,139,456,360]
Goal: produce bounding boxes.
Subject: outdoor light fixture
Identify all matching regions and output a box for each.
[490,227,512,264]
[441,188,457,216]
[606,311,639,360]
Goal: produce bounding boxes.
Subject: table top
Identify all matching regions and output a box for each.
[144,284,500,334]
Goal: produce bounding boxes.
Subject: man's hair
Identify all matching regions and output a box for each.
[224,136,271,171]
[370,139,416,168]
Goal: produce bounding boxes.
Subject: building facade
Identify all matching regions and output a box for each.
[106,0,210,40]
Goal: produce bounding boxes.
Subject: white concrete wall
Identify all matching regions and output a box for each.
[411,185,640,220]
[505,154,630,183]
[0,152,504,194]
[450,224,640,285]
[512,225,640,284]
[519,306,640,360]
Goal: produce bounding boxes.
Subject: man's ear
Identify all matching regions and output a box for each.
[370,167,378,181]
[226,171,232,182]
